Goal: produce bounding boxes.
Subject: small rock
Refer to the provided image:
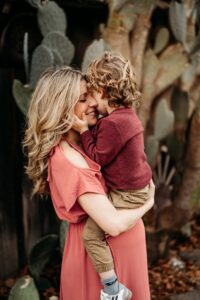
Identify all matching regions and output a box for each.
[180,249,200,266]
[169,257,186,270]
[170,289,200,300]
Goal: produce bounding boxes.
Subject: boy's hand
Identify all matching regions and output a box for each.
[72,113,89,134]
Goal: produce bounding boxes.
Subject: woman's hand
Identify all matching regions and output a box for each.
[72,113,89,134]
[78,180,155,237]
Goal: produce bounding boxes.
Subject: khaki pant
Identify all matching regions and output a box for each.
[82,184,150,273]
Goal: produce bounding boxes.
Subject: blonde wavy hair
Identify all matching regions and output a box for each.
[86,51,141,108]
[23,66,83,196]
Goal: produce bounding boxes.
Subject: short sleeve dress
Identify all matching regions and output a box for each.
[48,141,151,300]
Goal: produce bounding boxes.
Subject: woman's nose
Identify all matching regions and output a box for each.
[88,97,97,107]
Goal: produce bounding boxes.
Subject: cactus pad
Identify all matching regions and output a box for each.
[153,27,169,54]
[28,234,58,279]
[38,1,67,36]
[171,87,189,123]
[12,80,33,115]
[154,99,175,140]
[143,49,160,100]
[156,44,188,94]
[60,221,69,255]
[52,49,63,66]
[169,1,186,44]
[42,31,74,65]
[145,135,159,167]
[30,45,54,88]
[8,276,39,300]
[82,39,108,73]
[26,0,40,8]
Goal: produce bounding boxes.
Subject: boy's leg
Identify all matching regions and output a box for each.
[83,217,114,273]
[109,184,150,209]
[83,217,132,297]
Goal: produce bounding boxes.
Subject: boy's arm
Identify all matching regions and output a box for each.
[80,119,124,166]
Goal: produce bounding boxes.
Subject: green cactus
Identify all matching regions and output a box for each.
[12,80,33,115]
[143,49,160,100]
[30,45,54,88]
[8,276,40,300]
[171,87,189,123]
[166,133,184,162]
[52,49,63,66]
[156,44,188,95]
[153,27,169,54]
[59,221,69,255]
[38,1,67,36]
[42,31,75,65]
[145,135,159,167]
[154,99,175,140]
[112,0,156,15]
[82,39,109,73]
[169,1,186,45]
[26,0,41,8]
[120,3,137,31]
[28,234,58,280]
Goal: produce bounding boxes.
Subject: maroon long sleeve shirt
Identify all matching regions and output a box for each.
[80,107,152,190]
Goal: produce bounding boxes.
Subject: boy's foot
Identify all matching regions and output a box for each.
[100,286,132,300]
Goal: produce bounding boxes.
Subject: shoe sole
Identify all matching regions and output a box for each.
[124,289,132,300]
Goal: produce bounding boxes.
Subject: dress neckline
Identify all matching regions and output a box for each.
[58,138,101,172]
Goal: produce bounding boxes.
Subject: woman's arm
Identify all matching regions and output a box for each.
[78,180,155,237]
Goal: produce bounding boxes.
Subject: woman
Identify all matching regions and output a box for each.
[23,66,154,300]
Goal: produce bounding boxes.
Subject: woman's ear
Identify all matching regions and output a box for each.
[98,88,104,98]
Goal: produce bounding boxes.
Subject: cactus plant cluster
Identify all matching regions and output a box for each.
[145,99,175,167]
[9,0,200,277]
[98,0,200,238]
[13,0,75,115]
[8,233,61,299]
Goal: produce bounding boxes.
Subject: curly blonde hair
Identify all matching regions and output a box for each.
[86,51,141,108]
[23,66,83,196]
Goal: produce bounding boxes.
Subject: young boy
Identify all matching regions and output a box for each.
[73,51,152,300]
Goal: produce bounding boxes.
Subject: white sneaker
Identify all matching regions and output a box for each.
[100,286,132,300]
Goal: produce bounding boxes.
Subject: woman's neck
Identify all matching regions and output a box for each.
[65,129,81,146]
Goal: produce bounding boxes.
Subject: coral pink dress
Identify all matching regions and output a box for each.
[48,141,151,300]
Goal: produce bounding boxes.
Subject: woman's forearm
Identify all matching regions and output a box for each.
[113,203,152,236]
[78,190,154,237]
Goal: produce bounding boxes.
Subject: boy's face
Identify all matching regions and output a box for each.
[90,89,108,116]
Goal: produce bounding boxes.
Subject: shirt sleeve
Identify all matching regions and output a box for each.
[80,119,124,167]
[49,158,106,216]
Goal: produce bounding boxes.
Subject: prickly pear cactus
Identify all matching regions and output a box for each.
[166,134,184,162]
[37,1,67,36]
[30,45,54,88]
[59,221,69,255]
[156,44,188,94]
[169,1,186,44]
[153,27,169,54]
[42,31,74,65]
[171,87,189,123]
[12,80,33,115]
[143,49,160,100]
[8,276,40,300]
[145,135,159,167]
[26,0,41,8]
[28,234,58,279]
[154,99,174,140]
[52,49,63,66]
[82,39,109,73]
